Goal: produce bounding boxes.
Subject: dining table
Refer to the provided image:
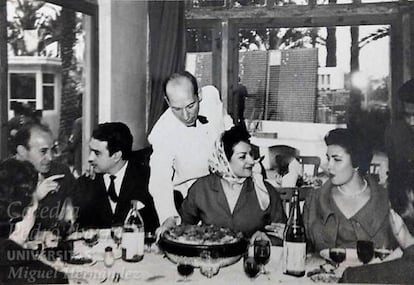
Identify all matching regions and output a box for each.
[35,229,400,284]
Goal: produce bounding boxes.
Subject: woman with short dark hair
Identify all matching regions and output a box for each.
[304,128,397,252]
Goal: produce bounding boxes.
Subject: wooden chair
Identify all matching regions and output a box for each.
[369,163,381,183]
[298,156,321,177]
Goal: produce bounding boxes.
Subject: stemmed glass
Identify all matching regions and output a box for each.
[144,232,156,253]
[357,240,374,264]
[243,255,260,279]
[111,225,123,248]
[177,261,194,282]
[83,228,98,248]
[254,239,271,274]
[329,247,346,267]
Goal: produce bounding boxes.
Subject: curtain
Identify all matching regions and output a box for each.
[148,0,186,132]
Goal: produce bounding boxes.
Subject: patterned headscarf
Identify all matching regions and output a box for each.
[209,136,270,210]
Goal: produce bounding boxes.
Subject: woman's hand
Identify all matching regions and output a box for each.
[155,216,181,241]
[249,230,271,246]
[389,208,414,249]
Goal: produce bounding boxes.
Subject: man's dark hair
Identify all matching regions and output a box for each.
[324,128,373,176]
[163,71,199,100]
[222,125,251,161]
[13,123,52,154]
[92,122,133,160]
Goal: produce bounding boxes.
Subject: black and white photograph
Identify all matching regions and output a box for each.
[0,0,413,283]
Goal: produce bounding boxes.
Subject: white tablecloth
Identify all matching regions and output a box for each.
[46,242,330,284]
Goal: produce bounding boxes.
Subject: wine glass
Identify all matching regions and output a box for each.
[254,239,271,274]
[177,261,194,282]
[357,240,374,264]
[111,225,123,248]
[83,228,98,248]
[144,232,156,253]
[329,247,346,267]
[243,255,260,279]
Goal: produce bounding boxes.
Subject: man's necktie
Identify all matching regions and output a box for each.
[108,175,118,203]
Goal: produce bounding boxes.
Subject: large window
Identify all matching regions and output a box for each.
[42,73,55,110]
[237,25,390,124]
[10,73,36,110]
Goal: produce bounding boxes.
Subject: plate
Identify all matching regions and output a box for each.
[310,273,340,283]
[319,248,360,267]
[264,223,285,239]
[73,239,121,262]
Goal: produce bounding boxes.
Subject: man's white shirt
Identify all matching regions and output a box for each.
[148,86,233,223]
[103,161,128,213]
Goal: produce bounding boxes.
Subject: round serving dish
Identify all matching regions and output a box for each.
[158,226,248,268]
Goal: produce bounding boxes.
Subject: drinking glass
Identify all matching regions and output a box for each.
[329,247,346,267]
[199,251,220,278]
[83,228,98,248]
[144,232,156,253]
[254,239,271,274]
[177,261,194,282]
[111,225,123,248]
[243,255,260,279]
[357,240,374,264]
[374,247,391,260]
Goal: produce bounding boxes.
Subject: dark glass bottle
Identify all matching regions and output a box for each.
[283,189,306,277]
[121,200,144,262]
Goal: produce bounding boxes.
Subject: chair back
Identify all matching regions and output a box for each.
[369,163,381,182]
[298,156,321,177]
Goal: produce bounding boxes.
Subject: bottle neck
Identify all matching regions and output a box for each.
[290,192,303,225]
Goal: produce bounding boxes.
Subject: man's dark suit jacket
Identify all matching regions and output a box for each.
[340,245,414,284]
[75,161,159,233]
[0,238,68,284]
[33,161,76,232]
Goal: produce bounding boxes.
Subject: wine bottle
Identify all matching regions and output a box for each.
[283,189,306,277]
[121,200,144,262]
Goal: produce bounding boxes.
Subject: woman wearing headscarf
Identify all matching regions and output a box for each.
[180,125,286,237]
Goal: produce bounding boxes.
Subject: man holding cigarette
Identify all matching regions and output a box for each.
[13,123,76,234]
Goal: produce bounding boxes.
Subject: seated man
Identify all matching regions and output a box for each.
[76,122,159,233]
[0,158,68,284]
[14,123,76,235]
[340,176,414,284]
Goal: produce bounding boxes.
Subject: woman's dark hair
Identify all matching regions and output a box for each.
[0,159,37,237]
[324,128,373,176]
[222,125,251,160]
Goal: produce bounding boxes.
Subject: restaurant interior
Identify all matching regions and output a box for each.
[0,0,414,283]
